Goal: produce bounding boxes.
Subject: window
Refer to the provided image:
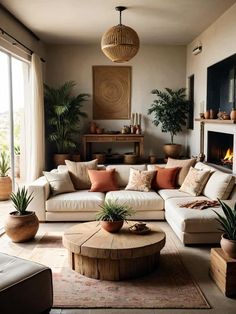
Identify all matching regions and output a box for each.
[0,50,30,187]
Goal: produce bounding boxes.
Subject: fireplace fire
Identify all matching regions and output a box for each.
[222,148,233,165]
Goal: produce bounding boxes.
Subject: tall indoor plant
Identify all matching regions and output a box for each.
[147,88,189,158]
[0,151,12,200]
[5,186,39,243]
[44,81,89,166]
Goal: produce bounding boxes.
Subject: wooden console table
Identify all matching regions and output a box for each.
[82,134,144,161]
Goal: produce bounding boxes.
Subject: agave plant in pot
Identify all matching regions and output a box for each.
[96,199,134,233]
[5,187,39,243]
[0,151,12,201]
[214,200,236,259]
[147,88,189,158]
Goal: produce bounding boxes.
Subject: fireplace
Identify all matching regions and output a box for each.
[207,131,233,170]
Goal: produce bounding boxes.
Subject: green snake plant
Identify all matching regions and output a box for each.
[214,199,236,241]
[10,187,34,215]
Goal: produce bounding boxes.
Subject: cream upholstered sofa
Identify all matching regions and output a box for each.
[28,162,236,244]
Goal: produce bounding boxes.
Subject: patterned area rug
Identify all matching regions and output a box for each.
[25,231,210,309]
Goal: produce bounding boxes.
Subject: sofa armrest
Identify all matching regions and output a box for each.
[27,177,50,222]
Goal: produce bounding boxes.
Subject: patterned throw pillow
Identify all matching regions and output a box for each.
[88,169,118,192]
[125,168,156,192]
[64,159,98,190]
[43,171,75,196]
[179,167,211,196]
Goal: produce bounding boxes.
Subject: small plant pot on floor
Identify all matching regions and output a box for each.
[220,234,236,259]
[5,211,39,243]
[163,144,182,158]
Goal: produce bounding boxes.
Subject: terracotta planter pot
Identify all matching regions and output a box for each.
[0,176,12,201]
[220,234,236,259]
[163,144,182,158]
[230,109,236,121]
[100,220,124,233]
[5,211,39,243]
[53,154,71,166]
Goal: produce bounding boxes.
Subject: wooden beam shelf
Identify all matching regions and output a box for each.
[195,119,236,124]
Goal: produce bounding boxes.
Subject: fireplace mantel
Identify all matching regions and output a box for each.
[195,119,236,124]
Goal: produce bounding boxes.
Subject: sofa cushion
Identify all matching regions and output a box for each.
[179,167,211,196]
[158,189,193,201]
[165,158,196,186]
[106,164,146,187]
[88,169,118,192]
[203,171,235,200]
[105,190,164,211]
[43,171,75,196]
[165,196,223,233]
[46,190,105,212]
[194,162,216,172]
[153,166,180,189]
[125,168,156,192]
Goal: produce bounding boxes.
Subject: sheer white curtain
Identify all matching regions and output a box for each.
[25,53,45,182]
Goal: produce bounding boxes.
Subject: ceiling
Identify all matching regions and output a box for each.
[1,0,236,45]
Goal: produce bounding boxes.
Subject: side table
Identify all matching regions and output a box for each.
[209,248,236,297]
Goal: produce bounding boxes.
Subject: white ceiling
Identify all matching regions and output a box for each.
[1,0,236,45]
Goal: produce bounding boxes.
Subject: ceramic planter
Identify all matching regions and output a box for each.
[163,144,182,158]
[220,233,236,259]
[100,220,124,233]
[0,176,12,201]
[5,211,39,243]
[53,154,71,166]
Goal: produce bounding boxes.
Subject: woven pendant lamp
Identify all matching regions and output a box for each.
[101,6,140,63]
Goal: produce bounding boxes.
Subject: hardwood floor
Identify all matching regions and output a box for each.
[0,201,236,313]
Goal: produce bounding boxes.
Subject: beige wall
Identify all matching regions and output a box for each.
[46,44,186,157]
[186,3,236,158]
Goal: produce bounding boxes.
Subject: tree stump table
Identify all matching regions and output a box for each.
[62,221,166,281]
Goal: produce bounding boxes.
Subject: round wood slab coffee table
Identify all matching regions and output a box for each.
[62,221,166,281]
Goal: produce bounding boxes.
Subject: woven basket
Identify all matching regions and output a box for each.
[124,153,137,164]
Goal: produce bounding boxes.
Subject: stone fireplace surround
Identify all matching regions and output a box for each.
[203,121,236,174]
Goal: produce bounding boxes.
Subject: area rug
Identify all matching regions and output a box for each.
[23,231,210,309]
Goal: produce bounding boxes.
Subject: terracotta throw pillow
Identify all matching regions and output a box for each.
[179,167,211,196]
[125,168,155,192]
[165,158,196,186]
[153,166,180,190]
[88,169,118,192]
[65,159,98,190]
[43,171,75,196]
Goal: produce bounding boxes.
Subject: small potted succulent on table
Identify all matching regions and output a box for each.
[5,187,39,243]
[96,199,134,233]
[214,199,236,259]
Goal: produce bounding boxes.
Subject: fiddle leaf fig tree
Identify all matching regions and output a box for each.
[44,81,89,154]
[147,88,189,144]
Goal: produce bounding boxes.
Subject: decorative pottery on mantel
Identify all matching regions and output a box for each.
[220,233,236,259]
[163,144,182,158]
[5,211,39,243]
[230,109,236,121]
[204,111,210,119]
[100,220,124,233]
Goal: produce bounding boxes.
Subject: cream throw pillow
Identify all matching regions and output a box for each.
[65,159,98,190]
[203,171,235,200]
[166,158,196,186]
[125,168,155,192]
[179,167,211,196]
[43,171,75,196]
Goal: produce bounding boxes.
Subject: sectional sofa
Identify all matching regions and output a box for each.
[28,161,236,244]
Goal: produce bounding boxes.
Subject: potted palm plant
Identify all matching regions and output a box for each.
[0,151,12,200]
[44,81,89,166]
[214,200,236,259]
[4,187,39,243]
[96,199,134,233]
[147,88,189,158]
